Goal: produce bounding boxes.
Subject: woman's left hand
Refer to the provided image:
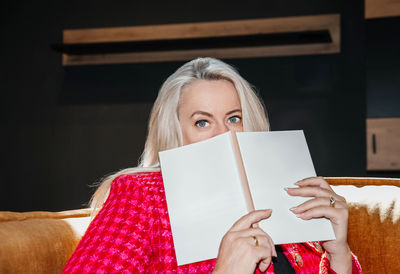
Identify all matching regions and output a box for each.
[286,176,353,273]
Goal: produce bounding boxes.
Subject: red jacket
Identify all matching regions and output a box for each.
[63,172,361,273]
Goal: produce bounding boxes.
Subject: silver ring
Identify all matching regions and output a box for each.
[330,196,336,208]
[252,235,259,247]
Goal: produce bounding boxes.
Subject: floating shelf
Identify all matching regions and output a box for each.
[365,0,400,19]
[57,14,340,66]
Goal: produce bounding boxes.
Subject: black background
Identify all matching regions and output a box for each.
[1,0,399,211]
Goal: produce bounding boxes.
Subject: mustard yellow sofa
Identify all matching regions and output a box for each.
[0,177,399,274]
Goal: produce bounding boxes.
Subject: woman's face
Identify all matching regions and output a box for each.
[179,79,243,145]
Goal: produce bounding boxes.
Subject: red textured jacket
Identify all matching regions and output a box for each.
[63,172,361,273]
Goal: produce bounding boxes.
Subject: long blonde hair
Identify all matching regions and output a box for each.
[90,57,270,214]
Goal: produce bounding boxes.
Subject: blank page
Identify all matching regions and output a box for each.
[159,132,247,266]
[237,130,335,244]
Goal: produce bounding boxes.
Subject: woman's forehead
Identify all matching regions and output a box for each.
[179,79,241,114]
[181,79,239,101]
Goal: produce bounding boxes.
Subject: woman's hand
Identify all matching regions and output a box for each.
[213,209,276,274]
[286,176,352,274]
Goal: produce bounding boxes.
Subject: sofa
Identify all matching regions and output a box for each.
[0,177,399,273]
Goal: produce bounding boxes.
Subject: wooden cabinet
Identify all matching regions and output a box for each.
[367,118,400,170]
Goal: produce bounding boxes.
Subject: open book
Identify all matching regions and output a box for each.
[159,130,335,266]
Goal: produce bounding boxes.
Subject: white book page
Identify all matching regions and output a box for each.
[159,132,247,266]
[237,130,335,244]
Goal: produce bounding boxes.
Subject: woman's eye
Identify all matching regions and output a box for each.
[195,120,209,128]
[228,116,241,124]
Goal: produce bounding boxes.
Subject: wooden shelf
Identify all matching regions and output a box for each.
[365,0,400,19]
[60,14,340,66]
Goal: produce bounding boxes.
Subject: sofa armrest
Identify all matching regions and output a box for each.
[0,210,91,274]
[332,184,400,274]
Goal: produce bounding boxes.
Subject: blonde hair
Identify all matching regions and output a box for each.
[90,57,269,215]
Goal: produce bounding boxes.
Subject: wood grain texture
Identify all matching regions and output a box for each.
[365,0,400,19]
[366,117,400,171]
[326,177,400,187]
[62,43,339,66]
[63,14,339,44]
[62,14,340,65]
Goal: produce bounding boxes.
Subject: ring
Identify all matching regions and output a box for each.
[252,236,259,247]
[330,196,336,208]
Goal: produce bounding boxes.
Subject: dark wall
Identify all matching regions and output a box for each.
[366,17,400,118]
[1,1,398,212]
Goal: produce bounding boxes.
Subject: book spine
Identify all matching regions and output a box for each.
[230,131,256,213]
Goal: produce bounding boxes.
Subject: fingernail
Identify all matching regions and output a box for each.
[295,214,302,218]
[289,206,297,212]
[284,187,289,191]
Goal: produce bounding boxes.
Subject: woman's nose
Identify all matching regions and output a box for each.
[213,122,230,136]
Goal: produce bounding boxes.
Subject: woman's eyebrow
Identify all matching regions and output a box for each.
[226,109,242,116]
[191,109,241,118]
[191,111,213,118]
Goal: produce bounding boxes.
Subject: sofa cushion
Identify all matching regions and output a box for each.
[329,178,400,274]
[0,179,399,273]
[0,209,91,274]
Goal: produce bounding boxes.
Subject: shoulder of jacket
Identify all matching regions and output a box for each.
[112,171,163,190]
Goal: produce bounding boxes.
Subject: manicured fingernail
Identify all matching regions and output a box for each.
[289,206,297,212]
[295,214,302,218]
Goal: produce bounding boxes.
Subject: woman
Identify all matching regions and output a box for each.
[63,57,361,273]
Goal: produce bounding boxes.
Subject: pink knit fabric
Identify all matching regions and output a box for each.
[63,172,361,273]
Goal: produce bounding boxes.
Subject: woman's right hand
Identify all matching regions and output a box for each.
[212,209,277,274]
